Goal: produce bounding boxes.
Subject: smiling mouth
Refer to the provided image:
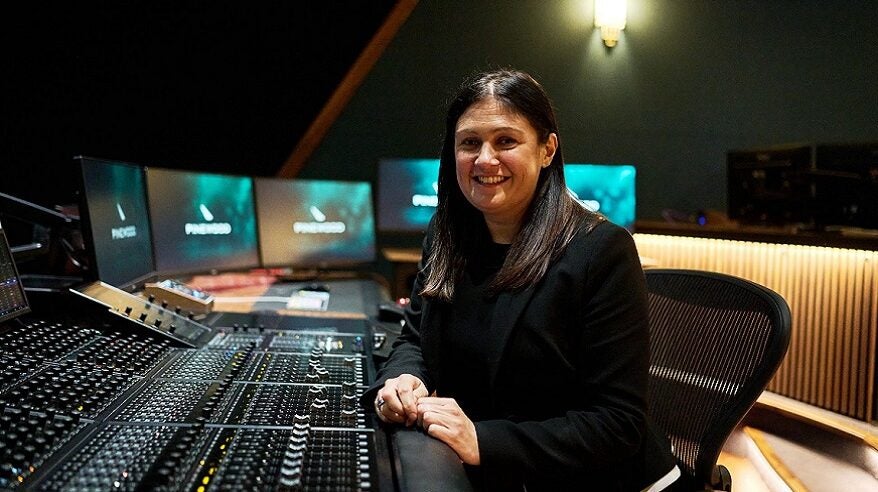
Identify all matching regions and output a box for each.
[475,176,509,185]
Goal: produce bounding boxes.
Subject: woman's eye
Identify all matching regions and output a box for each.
[497,137,517,147]
[458,138,479,148]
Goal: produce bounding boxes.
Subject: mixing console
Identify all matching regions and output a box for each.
[0,195,415,490]
[0,314,388,491]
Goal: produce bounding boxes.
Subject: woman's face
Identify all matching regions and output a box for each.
[454,97,557,227]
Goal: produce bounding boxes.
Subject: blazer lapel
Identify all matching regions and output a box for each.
[486,285,537,391]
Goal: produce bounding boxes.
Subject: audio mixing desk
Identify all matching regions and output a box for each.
[0,222,473,490]
[0,313,392,491]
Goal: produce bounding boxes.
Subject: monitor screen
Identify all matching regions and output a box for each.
[377,158,440,233]
[78,157,155,286]
[726,145,811,226]
[146,168,259,274]
[810,143,878,229]
[564,164,637,230]
[0,221,30,322]
[255,178,376,268]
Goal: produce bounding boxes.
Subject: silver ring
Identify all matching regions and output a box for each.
[376,398,386,410]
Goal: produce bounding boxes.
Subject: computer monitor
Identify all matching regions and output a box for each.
[0,220,30,323]
[564,164,637,230]
[377,159,637,231]
[146,167,259,275]
[255,178,376,269]
[377,158,440,233]
[810,143,878,229]
[727,145,812,226]
[77,157,155,286]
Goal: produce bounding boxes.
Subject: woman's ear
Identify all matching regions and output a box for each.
[543,133,558,167]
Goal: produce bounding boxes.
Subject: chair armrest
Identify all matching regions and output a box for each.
[709,464,732,491]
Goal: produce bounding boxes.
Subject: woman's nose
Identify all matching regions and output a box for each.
[475,144,499,166]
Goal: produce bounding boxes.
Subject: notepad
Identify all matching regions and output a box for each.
[286,289,330,311]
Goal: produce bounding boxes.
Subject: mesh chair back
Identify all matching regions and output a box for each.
[645,269,791,487]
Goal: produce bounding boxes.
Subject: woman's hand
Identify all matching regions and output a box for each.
[417,397,480,465]
[374,374,428,426]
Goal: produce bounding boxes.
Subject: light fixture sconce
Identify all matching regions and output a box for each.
[594,0,627,47]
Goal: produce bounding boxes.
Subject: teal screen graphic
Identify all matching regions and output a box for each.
[79,157,155,285]
[147,168,259,273]
[255,178,376,268]
[377,158,440,232]
[564,164,636,230]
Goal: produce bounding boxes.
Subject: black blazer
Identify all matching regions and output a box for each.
[366,220,675,491]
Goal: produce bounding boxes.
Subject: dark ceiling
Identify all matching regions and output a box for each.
[3,1,397,206]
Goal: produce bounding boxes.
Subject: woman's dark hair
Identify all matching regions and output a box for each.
[420,69,604,301]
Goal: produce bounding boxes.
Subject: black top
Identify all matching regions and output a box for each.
[365,220,676,491]
[440,242,509,421]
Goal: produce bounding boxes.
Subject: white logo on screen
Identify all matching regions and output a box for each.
[293,206,346,234]
[185,203,232,235]
[412,181,439,207]
[309,206,326,222]
[199,204,215,221]
[568,189,600,212]
[110,202,137,239]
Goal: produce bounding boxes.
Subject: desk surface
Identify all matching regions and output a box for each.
[382,247,422,263]
[185,274,390,319]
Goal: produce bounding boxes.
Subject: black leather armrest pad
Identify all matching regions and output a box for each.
[392,427,475,492]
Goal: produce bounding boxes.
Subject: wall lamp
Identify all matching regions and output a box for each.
[594,0,627,47]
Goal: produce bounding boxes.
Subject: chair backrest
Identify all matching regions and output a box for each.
[644,269,791,489]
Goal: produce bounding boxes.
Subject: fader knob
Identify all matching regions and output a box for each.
[156,466,173,484]
[287,443,306,454]
[289,433,308,445]
[280,464,302,479]
[292,422,309,433]
[310,401,326,414]
[342,394,358,408]
[342,381,358,396]
[278,475,302,489]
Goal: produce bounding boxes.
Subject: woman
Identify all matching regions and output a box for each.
[365,69,678,490]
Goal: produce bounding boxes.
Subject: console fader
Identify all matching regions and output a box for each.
[0,316,388,491]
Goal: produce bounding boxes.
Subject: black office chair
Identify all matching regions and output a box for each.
[644,269,791,491]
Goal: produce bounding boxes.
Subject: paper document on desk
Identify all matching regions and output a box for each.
[287,290,330,311]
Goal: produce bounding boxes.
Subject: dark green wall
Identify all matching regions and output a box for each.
[302,0,878,221]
